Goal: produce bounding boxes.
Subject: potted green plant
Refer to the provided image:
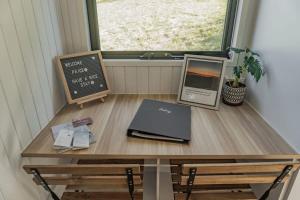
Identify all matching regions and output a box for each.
[222,47,264,105]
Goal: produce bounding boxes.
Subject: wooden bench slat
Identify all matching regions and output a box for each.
[171,159,237,165]
[173,184,251,192]
[174,192,257,200]
[182,162,300,175]
[65,184,143,191]
[180,174,289,185]
[61,192,143,200]
[23,164,141,175]
[78,159,144,165]
[33,176,142,186]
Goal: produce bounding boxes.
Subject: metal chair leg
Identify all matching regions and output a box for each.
[185,168,197,200]
[259,165,293,200]
[126,168,135,200]
[31,169,60,200]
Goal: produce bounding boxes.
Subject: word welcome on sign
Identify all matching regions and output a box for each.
[57,51,110,105]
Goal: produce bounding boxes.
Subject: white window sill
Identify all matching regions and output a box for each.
[103,59,184,67]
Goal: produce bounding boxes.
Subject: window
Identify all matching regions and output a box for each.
[87,0,238,59]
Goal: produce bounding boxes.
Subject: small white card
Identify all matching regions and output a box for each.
[51,123,73,140]
[72,131,90,149]
[53,129,74,149]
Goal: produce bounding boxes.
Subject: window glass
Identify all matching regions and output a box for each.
[97,0,229,51]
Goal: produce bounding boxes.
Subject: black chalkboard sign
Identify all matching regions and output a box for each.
[57,51,110,104]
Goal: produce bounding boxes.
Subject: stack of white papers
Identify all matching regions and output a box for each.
[51,123,73,139]
[73,131,90,150]
[53,129,74,150]
[51,123,95,151]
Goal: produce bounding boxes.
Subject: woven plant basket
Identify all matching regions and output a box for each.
[222,81,247,106]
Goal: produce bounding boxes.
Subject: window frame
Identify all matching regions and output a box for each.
[86,0,238,59]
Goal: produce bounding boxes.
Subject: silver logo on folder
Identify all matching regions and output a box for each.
[158,108,172,114]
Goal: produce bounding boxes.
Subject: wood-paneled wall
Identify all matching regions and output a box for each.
[0,0,72,199]
[106,66,182,94]
[60,0,91,54]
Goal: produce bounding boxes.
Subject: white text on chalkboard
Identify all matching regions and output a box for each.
[64,60,82,68]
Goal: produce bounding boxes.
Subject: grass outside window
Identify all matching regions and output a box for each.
[87,0,238,59]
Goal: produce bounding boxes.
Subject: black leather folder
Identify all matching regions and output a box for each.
[127,99,191,143]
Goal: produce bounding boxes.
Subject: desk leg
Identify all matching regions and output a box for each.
[143,159,174,200]
[159,159,174,200]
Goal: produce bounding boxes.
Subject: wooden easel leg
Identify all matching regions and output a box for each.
[76,95,107,109]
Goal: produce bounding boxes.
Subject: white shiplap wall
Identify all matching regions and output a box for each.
[60,0,91,54]
[105,63,183,94]
[0,0,73,199]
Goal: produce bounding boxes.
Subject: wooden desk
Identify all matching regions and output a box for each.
[22,94,299,160]
[21,94,300,200]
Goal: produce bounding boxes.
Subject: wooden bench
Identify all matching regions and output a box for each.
[171,160,300,200]
[23,163,143,200]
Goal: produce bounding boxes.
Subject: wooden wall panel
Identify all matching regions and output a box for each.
[106,66,115,93]
[60,0,74,53]
[102,66,183,94]
[67,0,82,52]
[137,67,149,94]
[171,66,182,94]
[0,140,38,200]
[0,26,33,147]
[31,0,53,92]
[149,67,162,94]
[40,0,66,111]
[9,0,49,127]
[22,0,54,123]
[0,82,44,200]
[0,0,67,199]
[113,66,126,94]
[0,5,40,137]
[0,82,25,173]
[60,0,90,53]
[76,0,91,50]
[0,191,4,200]
[48,0,64,55]
[125,67,137,94]
[53,0,68,53]
[160,67,173,94]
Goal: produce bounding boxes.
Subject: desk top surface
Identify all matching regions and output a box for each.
[22,94,299,159]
